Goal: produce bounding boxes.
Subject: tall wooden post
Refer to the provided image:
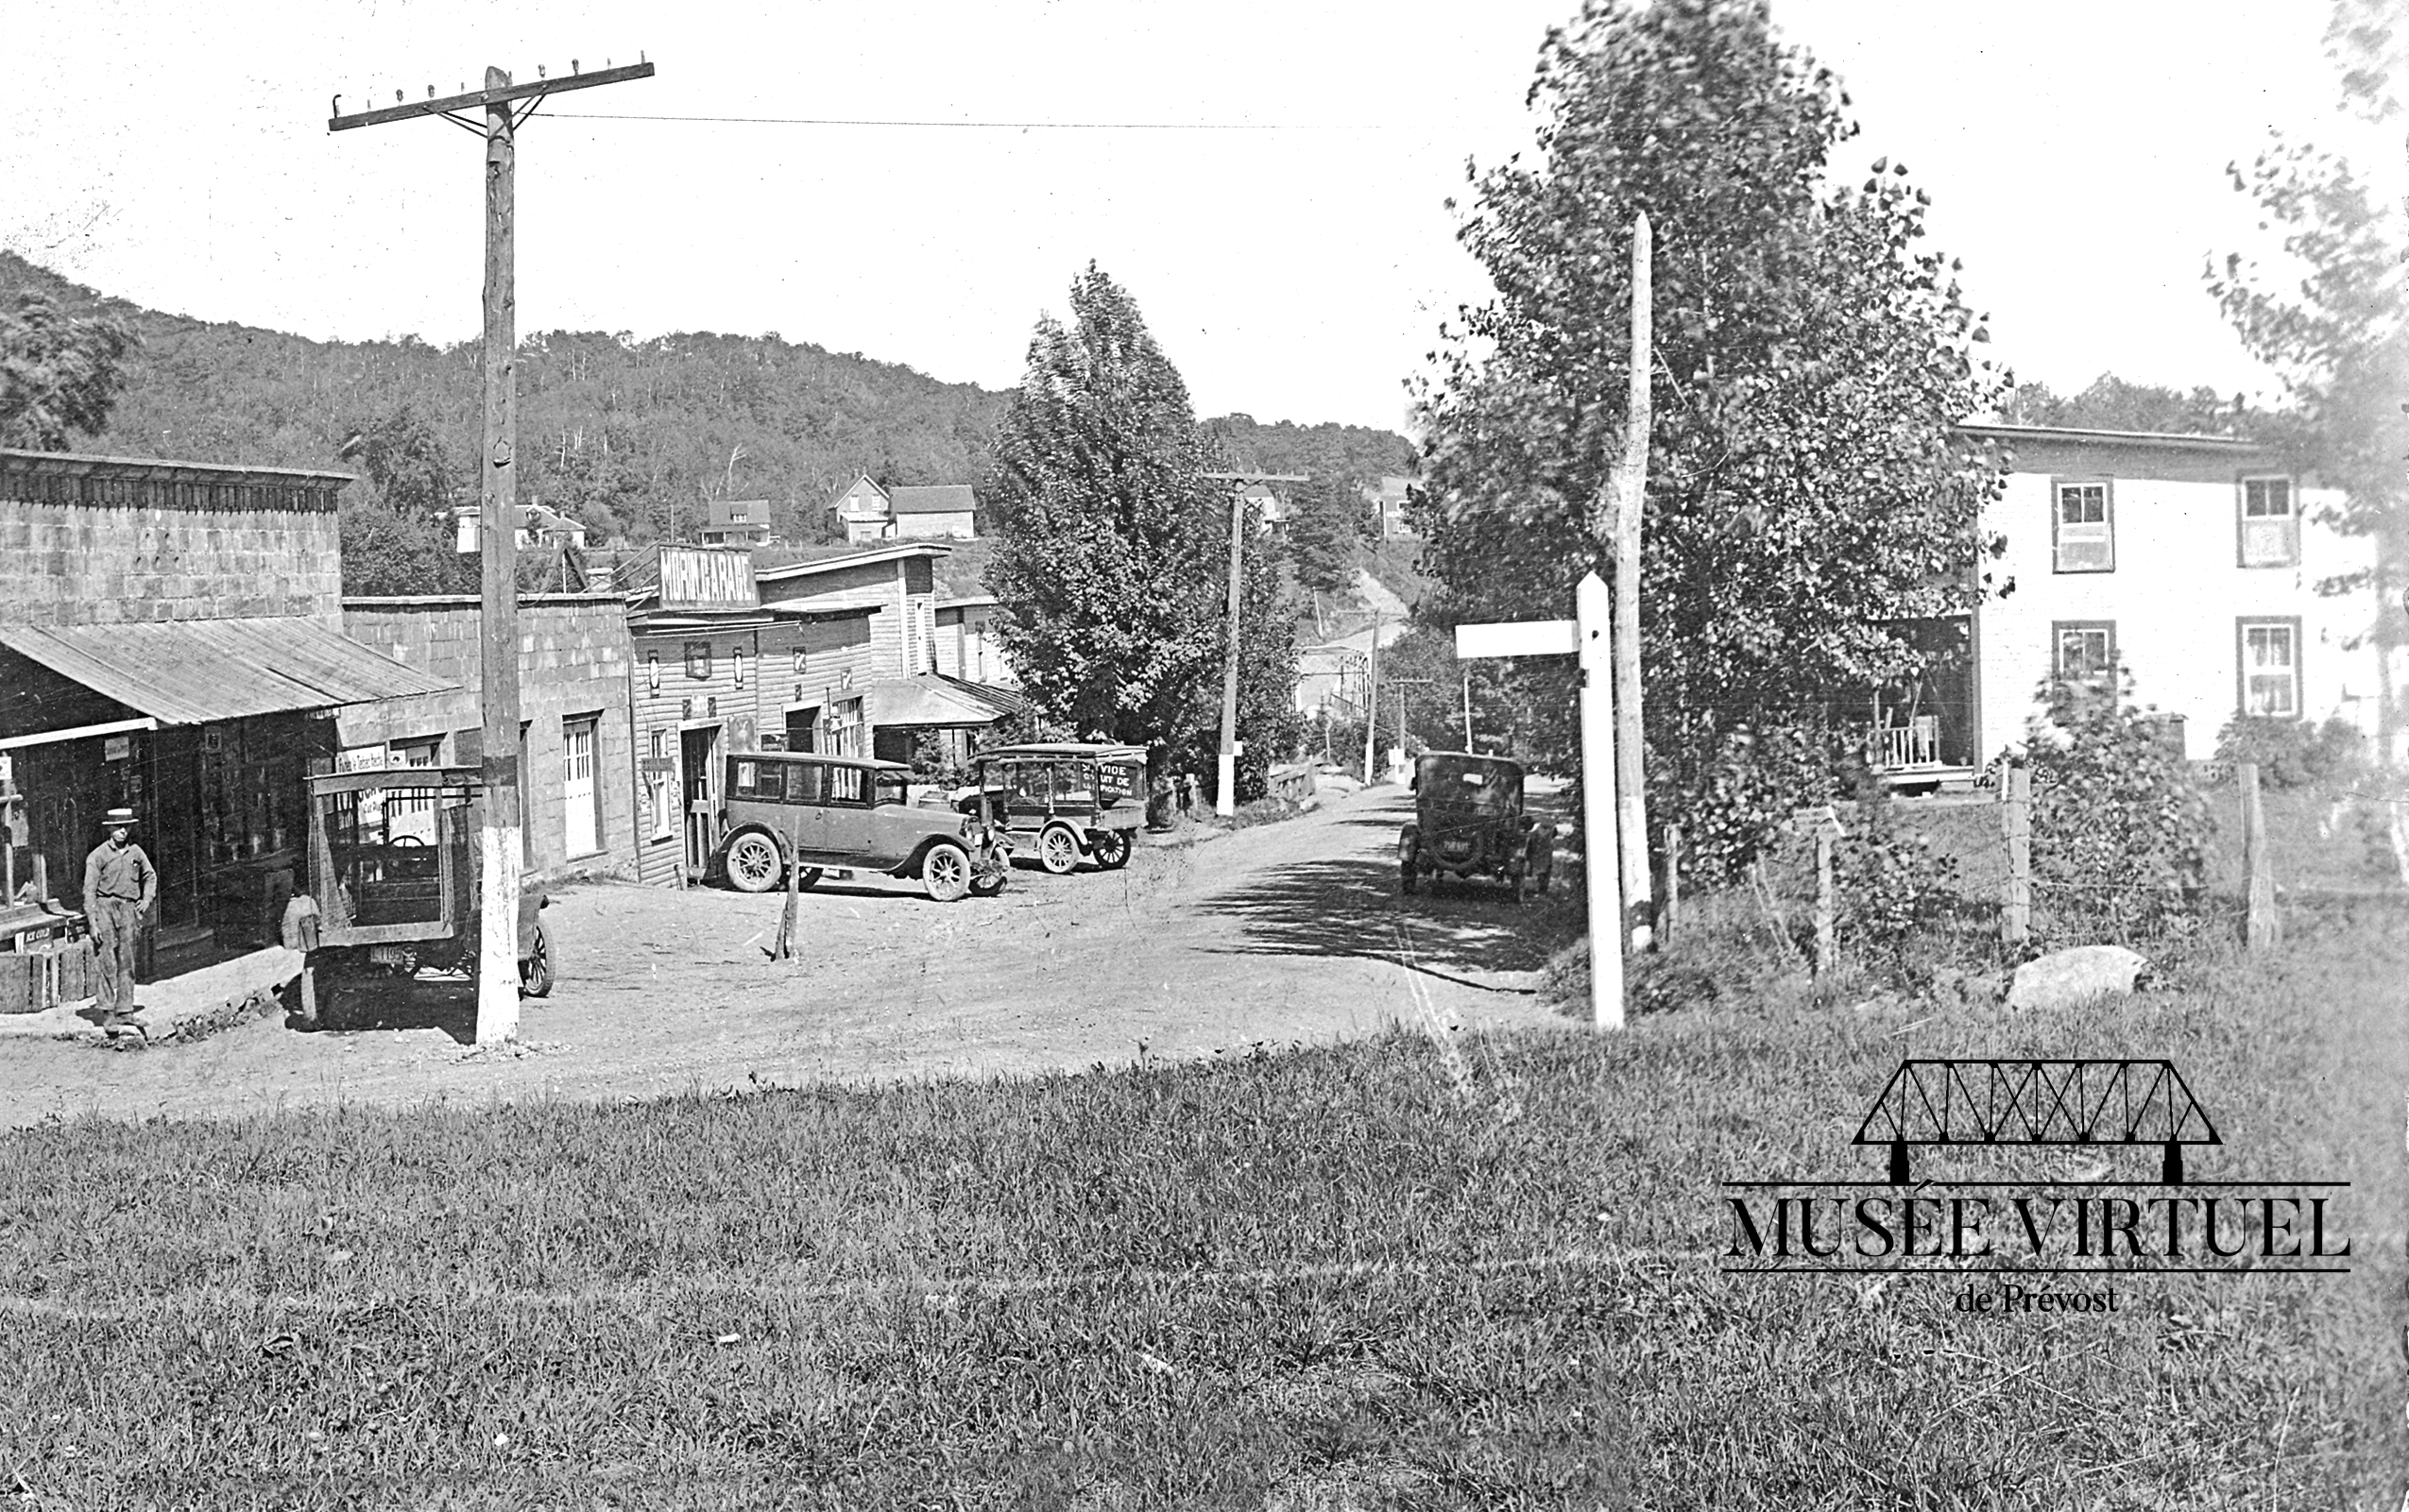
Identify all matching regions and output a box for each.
[1577,571,1624,1028]
[1361,617,1379,785]
[1217,486,1246,817]
[1611,213,1654,952]
[1661,822,1682,944]
[1813,826,1837,976]
[2001,760,2031,946]
[329,59,658,1045]
[1461,671,1474,749]
[474,65,524,1045]
[2241,761,2280,950]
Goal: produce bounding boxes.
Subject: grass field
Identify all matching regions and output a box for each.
[5,890,2400,1508]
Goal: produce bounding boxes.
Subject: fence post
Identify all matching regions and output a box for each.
[2241,760,2280,951]
[1813,826,1837,976]
[2001,760,2031,947]
[1661,823,1682,945]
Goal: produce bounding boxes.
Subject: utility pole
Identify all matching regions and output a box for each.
[1361,616,1379,784]
[1204,471,1307,816]
[1461,671,1475,750]
[333,58,656,1045]
[1591,212,1655,954]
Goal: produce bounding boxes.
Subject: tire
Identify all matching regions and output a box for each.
[922,841,973,902]
[519,919,555,998]
[1037,825,1080,875]
[724,831,783,894]
[1398,835,1420,895]
[1092,829,1133,871]
[792,868,824,892]
[1400,858,1417,895]
[970,868,1006,897]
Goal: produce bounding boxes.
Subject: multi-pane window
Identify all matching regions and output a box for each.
[2053,482,2113,572]
[648,730,676,841]
[2054,621,2116,682]
[2239,477,2298,568]
[2239,620,2301,717]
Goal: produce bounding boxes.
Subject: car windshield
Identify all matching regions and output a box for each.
[873,772,911,807]
[1420,756,1519,812]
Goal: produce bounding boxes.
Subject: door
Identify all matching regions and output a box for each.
[562,717,600,858]
[680,726,722,881]
[785,706,819,753]
[819,762,874,859]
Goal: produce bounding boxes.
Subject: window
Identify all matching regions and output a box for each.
[648,730,676,841]
[828,697,866,759]
[826,765,867,805]
[2239,476,2299,568]
[2053,481,2113,572]
[783,762,824,805]
[2238,619,2302,718]
[2053,620,2116,681]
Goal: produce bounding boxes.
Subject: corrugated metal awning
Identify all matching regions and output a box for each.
[864,674,1016,729]
[0,616,458,725]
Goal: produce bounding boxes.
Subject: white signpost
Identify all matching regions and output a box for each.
[1454,569,1624,1029]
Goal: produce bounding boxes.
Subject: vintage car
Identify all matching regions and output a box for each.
[296,766,554,1025]
[1398,751,1555,901]
[712,752,1007,902]
[960,742,1148,874]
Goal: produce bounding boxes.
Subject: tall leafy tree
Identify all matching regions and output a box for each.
[984,264,1300,796]
[1413,0,2008,876]
[0,291,134,450]
[1288,473,1370,598]
[2207,0,2408,754]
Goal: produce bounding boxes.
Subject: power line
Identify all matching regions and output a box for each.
[547,111,1439,131]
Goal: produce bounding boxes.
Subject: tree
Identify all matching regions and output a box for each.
[1288,473,1369,598]
[332,406,474,596]
[1412,0,2009,877]
[2207,0,2409,756]
[0,291,134,449]
[2002,373,2243,435]
[983,264,1301,798]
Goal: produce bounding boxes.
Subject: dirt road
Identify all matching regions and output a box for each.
[0,785,1582,1126]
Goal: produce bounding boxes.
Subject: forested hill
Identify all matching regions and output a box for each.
[1,252,1416,551]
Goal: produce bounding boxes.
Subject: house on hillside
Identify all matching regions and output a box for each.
[827,473,979,543]
[1363,475,1418,540]
[452,501,589,552]
[701,498,773,549]
[1860,423,2385,790]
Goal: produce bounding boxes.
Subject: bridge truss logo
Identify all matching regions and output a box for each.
[1724,1059,2349,1290]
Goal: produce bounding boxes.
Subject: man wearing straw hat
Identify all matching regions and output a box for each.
[82,807,155,1027]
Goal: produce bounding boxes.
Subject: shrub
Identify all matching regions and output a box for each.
[2026,672,2214,945]
[2212,714,2369,790]
[1833,766,1961,978]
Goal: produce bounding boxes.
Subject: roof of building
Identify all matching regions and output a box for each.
[709,498,771,526]
[754,540,952,583]
[0,616,455,726]
[1951,422,2264,453]
[888,484,977,516]
[864,674,1017,729]
[826,473,889,512]
[936,593,998,612]
[0,448,355,487]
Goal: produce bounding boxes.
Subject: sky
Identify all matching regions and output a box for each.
[6,0,2398,436]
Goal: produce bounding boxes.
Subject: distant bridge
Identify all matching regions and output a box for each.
[1854,1060,2220,1184]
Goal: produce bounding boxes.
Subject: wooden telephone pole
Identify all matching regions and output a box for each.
[1203,472,1307,816]
[1590,212,1654,954]
[332,59,656,1044]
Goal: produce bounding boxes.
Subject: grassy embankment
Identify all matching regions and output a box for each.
[4,874,2400,1506]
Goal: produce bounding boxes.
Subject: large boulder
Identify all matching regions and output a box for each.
[2006,945,2150,1011]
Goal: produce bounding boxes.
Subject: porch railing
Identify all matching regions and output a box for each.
[1874,716,1941,770]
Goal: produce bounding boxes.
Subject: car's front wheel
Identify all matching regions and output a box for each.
[724,831,783,893]
[1037,824,1081,875]
[922,841,972,902]
[1091,829,1132,870]
[519,919,555,997]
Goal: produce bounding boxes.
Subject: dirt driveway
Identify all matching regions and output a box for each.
[0,785,1581,1126]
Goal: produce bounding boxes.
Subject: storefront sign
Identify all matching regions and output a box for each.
[104,737,131,762]
[658,547,759,611]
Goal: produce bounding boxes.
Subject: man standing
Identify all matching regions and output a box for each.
[82,807,154,1027]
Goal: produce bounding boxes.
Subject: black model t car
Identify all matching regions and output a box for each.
[1398,752,1554,901]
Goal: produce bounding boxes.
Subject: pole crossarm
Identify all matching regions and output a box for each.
[1853,1060,2223,1148]
[331,60,656,132]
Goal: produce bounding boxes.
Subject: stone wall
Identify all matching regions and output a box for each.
[335,595,638,883]
[0,454,348,627]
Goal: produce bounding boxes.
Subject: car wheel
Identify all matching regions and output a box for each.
[922,841,973,902]
[793,867,823,892]
[724,831,783,894]
[1037,825,1080,875]
[1092,829,1132,870]
[970,867,1006,897]
[1400,858,1418,895]
[519,919,555,998]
